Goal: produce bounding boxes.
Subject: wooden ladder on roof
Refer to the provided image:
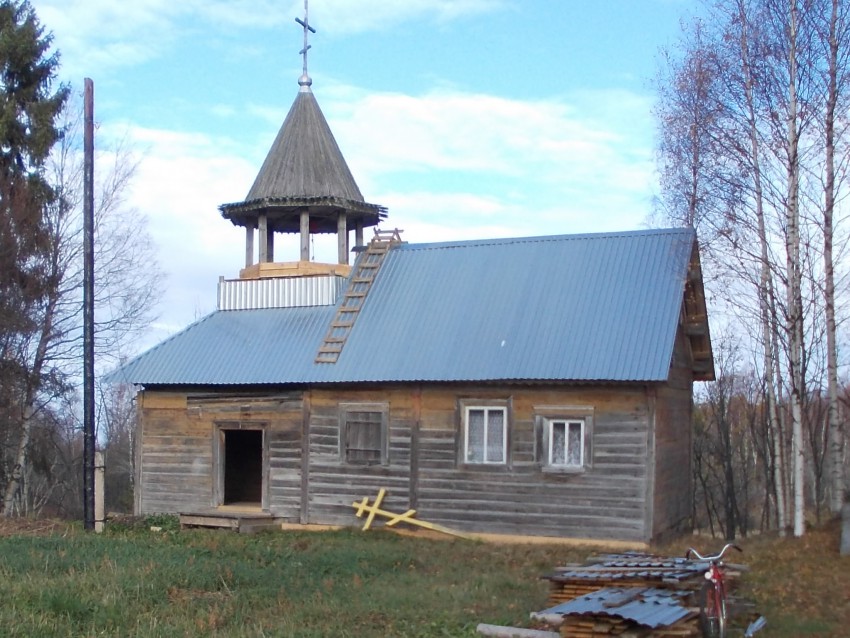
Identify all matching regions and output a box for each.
[315,229,403,364]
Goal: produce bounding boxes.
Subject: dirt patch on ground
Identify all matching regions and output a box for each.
[0,517,72,537]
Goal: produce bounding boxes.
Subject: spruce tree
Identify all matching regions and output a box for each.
[0,0,68,504]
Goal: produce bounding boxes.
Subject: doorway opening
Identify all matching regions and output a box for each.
[222,428,264,506]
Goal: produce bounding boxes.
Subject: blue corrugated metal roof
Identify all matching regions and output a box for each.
[112,228,698,386]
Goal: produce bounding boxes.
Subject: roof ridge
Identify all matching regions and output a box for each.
[400,227,694,252]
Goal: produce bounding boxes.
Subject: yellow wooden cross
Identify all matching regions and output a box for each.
[352,488,473,540]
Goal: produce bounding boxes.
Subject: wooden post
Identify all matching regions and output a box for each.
[337,211,348,264]
[94,451,104,533]
[410,387,421,512]
[266,224,274,262]
[83,78,96,531]
[258,214,269,263]
[245,224,254,267]
[355,219,364,248]
[300,211,310,261]
[300,391,311,524]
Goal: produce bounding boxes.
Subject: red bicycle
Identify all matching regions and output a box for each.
[686,543,742,638]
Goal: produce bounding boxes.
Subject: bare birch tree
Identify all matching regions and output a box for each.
[656,0,850,535]
[1,99,163,516]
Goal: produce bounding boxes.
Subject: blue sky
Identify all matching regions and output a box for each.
[30,0,697,351]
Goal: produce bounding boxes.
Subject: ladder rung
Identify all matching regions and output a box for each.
[314,231,400,364]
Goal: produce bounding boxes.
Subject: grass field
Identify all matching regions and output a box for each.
[0,516,846,637]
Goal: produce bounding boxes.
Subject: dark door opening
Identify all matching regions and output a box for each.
[223,429,263,505]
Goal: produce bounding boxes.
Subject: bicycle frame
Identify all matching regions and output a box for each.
[687,543,741,638]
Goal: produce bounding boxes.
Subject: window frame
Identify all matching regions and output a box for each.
[338,402,389,466]
[534,405,593,473]
[547,418,585,468]
[462,404,509,465]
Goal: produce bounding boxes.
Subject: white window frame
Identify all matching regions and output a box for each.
[534,405,593,473]
[463,405,508,465]
[547,418,585,468]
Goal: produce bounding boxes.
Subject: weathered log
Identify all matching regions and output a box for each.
[475,624,559,638]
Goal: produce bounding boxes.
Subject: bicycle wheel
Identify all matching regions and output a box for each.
[698,581,727,638]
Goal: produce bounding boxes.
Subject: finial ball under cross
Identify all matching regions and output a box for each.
[296,0,316,89]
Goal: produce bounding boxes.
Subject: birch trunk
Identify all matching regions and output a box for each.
[784,0,806,538]
[823,0,845,514]
[735,0,788,532]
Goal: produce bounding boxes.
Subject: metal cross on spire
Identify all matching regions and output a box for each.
[296,0,316,90]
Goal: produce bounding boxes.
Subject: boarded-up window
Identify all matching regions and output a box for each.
[340,404,388,465]
[464,406,507,464]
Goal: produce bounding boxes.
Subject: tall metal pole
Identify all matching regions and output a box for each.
[83,78,95,530]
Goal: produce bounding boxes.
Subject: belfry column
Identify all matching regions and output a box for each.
[258,214,269,262]
[245,223,255,267]
[337,211,348,264]
[300,210,310,261]
[355,220,364,248]
[266,227,274,262]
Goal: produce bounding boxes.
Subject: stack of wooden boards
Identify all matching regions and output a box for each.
[532,552,743,637]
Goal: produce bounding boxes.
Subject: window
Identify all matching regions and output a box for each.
[464,406,507,464]
[534,406,593,472]
[340,404,388,465]
[548,418,585,468]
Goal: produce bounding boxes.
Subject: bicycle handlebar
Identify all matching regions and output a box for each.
[685,543,743,562]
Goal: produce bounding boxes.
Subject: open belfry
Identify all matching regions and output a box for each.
[217,2,386,281]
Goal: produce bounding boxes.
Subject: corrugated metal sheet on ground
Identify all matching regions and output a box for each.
[549,553,706,583]
[536,587,695,629]
[111,227,696,386]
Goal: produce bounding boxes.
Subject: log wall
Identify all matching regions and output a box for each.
[651,327,696,540]
[136,391,304,520]
[412,386,651,542]
[136,379,693,542]
[305,388,416,525]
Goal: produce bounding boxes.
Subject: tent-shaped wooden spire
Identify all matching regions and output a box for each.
[219,5,385,267]
[219,82,386,265]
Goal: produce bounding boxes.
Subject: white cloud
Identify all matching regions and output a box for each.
[113,125,256,335]
[102,82,655,344]
[31,0,513,78]
[322,85,656,234]
[299,0,515,34]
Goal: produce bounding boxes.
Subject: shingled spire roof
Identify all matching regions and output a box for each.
[219,84,386,233]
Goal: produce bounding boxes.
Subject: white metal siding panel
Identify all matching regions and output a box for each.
[217,275,345,310]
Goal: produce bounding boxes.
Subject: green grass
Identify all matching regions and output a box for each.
[0,517,847,637]
[0,521,570,637]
